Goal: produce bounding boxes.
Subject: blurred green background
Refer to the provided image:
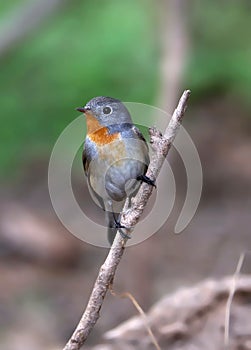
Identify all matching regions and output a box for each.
[0,0,159,178]
[1,0,250,179]
[0,0,251,349]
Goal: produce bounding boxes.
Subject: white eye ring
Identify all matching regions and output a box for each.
[103,106,112,115]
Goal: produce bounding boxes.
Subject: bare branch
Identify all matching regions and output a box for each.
[120,89,191,229]
[63,90,191,350]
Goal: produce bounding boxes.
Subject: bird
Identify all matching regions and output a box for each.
[76,96,154,245]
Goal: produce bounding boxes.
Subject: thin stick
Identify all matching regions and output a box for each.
[63,90,191,350]
[109,286,161,350]
[224,252,246,347]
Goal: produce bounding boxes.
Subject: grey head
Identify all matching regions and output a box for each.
[77,96,133,127]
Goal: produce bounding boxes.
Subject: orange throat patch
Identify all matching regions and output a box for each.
[85,113,119,145]
[88,127,120,145]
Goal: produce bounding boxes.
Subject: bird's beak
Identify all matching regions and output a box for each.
[76,106,88,113]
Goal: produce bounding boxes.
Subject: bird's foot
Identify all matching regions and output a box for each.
[137,174,156,188]
[114,219,131,240]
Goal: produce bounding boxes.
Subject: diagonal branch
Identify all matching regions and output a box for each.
[63,89,191,350]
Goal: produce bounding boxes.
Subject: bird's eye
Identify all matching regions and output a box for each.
[103,106,112,115]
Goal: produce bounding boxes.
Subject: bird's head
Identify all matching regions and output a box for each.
[76,96,132,132]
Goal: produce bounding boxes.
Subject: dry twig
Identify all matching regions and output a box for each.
[109,286,161,350]
[224,252,246,347]
[63,90,191,350]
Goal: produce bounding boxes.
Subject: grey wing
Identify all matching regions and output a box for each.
[132,125,148,144]
[82,142,106,211]
[82,137,99,176]
[82,145,89,176]
[132,125,150,165]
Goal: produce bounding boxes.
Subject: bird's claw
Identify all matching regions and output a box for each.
[114,219,131,240]
[137,174,156,188]
[114,219,125,230]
